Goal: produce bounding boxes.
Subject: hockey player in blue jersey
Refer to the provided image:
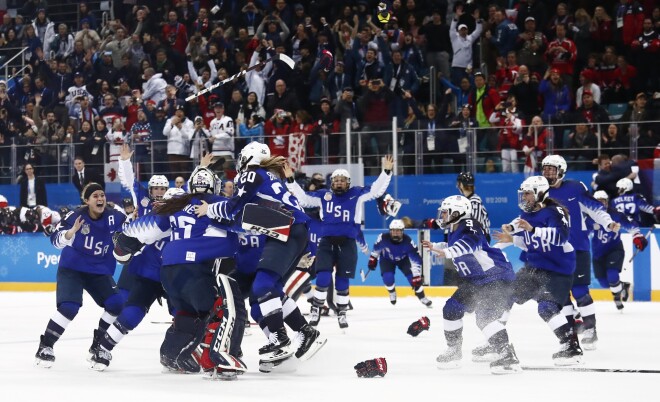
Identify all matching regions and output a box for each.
[285,155,394,328]
[495,176,583,365]
[542,154,620,350]
[88,188,184,371]
[612,178,659,225]
[113,167,248,379]
[369,219,432,307]
[35,183,127,368]
[592,190,648,310]
[194,141,326,372]
[421,195,520,374]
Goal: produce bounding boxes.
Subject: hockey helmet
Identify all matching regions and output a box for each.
[0,194,7,209]
[148,175,169,201]
[163,187,186,200]
[456,172,475,187]
[237,141,271,173]
[187,167,218,195]
[593,190,609,208]
[438,195,472,229]
[616,178,633,195]
[330,169,351,195]
[541,155,567,186]
[518,176,549,212]
[389,219,405,243]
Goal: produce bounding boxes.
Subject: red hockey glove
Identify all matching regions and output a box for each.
[368,256,378,270]
[411,275,422,288]
[633,233,648,251]
[354,357,387,378]
[407,316,430,337]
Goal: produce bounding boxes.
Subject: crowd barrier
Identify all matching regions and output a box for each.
[1,228,658,302]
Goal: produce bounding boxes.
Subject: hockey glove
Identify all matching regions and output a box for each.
[407,316,430,337]
[633,233,648,251]
[411,275,422,288]
[112,232,144,265]
[422,218,440,229]
[368,256,378,270]
[354,357,387,378]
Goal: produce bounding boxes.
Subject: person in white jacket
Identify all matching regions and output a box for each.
[208,101,235,170]
[141,68,167,106]
[449,7,483,86]
[163,101,193,176]
[245,41,274,105]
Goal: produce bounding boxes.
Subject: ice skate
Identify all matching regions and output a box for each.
[436,345,462,369]
[388,290,397,305]
[295,324,327,361]
[243,320,252,336]
[490,344,522,375]
[35,336,55,368]
[87,329,103,361]
[621,282,631,302]
[471,342,499,363]
[552,334,584,366]
[581,328,598,351]
[89,347,112,371]
[418,296,433,308]
[337,311,348,329]
[309,306,321,326]
[258,328,294,372]
[613,292,624,311]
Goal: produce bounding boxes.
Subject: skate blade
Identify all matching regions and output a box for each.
[297,336,328,361]
[472,353,500,363]
[259,348,295,364]
[203,370,238,381]
[259,356,297,373]
[553,356,584,366]
[35,358,54,368]
[582,342,597,351]
[89,362,108,372]
[491,364,523,375]
[436,361,461,370]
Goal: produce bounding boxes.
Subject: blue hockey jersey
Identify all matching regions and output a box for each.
[442,219,515,285]
[207,168,309,225]
[509,204,575,275]
[118,158,155,216]
[590,209,640,259]
[547,179,614,251]
[371,233,422,276]
[306,217,322,256]
[236,233,265,275]
[123,194,238,265]
[51,207,127,275]
[611,193,654,225]
[286,170,392,239]
[127,239,168,282]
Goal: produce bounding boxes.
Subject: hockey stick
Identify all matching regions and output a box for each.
[360,268,371,282]
[522,366,660,374]
[628,224,659,263]
[185,53,295,102]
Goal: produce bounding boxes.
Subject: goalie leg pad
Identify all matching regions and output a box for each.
[284,269,312,300]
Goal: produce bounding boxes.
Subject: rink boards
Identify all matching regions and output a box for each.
[0,228,658,301]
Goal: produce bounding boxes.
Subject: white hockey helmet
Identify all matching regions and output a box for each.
[148,175,169,201]
[616,178,633,195]
[593,190,609,208]
[518,176,549,212]
[163,187,186,200]
[388,218,405,242]
[330,169,351,195]
[541,155,567,186]
[187,167,218,194]
[439,195,472,229]
[237,141,270,173]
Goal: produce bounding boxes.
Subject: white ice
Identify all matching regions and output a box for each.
[1,292,658,402]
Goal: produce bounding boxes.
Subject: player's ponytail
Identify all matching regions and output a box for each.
[154,193,200,215]
[259,156,287,179]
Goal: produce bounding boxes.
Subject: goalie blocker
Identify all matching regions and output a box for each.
[241,203,293,242]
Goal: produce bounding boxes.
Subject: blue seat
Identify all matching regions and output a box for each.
[607,103,628,120]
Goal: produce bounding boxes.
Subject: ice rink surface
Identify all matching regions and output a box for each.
[1,292,658,402]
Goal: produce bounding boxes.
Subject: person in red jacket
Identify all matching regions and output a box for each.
[162,11,188,55]
[545,23,577,88]
[520,115,549,175]
[468,72,501,154]
[489,94,524,173]
[615,0,644,48]
[264,109,291,158]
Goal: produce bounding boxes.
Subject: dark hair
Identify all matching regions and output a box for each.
[597,154,610,164]
[543,197,569,217]
[154,193,203,215]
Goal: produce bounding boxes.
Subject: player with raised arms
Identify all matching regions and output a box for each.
[542,155,620,350]
[369,219,432,307]
[35,183,127,368]
[194,141,326,372]
[285,156,394,328]
[495,176,583,366]
[422,195,519,374]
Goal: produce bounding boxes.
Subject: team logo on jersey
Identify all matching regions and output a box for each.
[81,224,90,235]
[141,197,150,208]
[324,192,332,201]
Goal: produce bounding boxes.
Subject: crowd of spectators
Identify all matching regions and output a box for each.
[0,0,658,183]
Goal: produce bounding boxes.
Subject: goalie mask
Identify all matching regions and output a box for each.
[331,169,351,195]
[541,155,567,186]
[438,195,472,229]
[616,178,633,195]
[237,141,270,173]
[377,194,402,217]
[518,176,549,212]
[148,175,169,201]
[187,167,218,195]
[389,219,405,243]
